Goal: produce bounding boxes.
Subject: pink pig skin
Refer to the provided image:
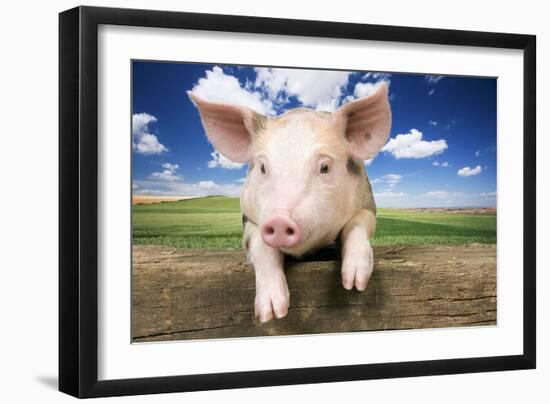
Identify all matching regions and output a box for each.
[189,83,391,322]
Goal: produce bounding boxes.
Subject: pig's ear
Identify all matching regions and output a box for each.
[333,82,391,160]
[188,92,266,163]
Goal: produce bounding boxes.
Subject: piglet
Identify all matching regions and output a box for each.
[189,82,391,322]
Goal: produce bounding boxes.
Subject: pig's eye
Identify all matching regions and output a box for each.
[320,162,330,174]
[260,163,266,175]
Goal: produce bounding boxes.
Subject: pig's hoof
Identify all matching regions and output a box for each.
[341,242,374,291]
[254,285,290,323]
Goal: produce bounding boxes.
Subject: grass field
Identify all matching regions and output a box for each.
[132,196,496,249]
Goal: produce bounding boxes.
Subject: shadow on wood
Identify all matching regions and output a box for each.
[132,244,496,342]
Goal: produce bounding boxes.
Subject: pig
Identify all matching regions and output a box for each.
[189,82,391,323]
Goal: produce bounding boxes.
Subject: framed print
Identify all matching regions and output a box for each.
[59,6,536,398]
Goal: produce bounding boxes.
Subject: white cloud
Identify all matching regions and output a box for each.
[425,190,448,198]
[161,163,178,171]
[254,67,351,112]
[190,66,273,115]
[363,72,392,81]
[457,165,482,177]
[190,66,390,115]
[426,75,443,96]
[432,161,449,167]
[132,183,139,190]
[382,129,448,159]
[234,177,247,183]
[371,174,402,187]
[383,174,402,186]
[149,170,182,181]
[353,80,387,99]
[364,159,374,166]
[480,191,497,199]
[372,190,410,208]
[341,79,391,108]
[134,178,242,197]
[207,150,245,170]
[132,113,168,155]
[149,162,182,181]
[177,180,242,196]
[475,150,481,157]
[425,75,444,84]
[198,180,216,189]
[370,174,403,191]
[315,98,341,113]
[429,120,438,126]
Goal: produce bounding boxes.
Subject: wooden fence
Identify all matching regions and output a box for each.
[132,244,496,342]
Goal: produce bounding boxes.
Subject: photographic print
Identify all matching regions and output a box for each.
[131,61,497,343]
[59,8,536,396]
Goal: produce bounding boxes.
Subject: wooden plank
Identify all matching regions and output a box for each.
[132,244,496,342]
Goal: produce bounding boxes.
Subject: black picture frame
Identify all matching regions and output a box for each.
[59,5,536,398]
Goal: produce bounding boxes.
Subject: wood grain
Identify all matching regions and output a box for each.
[132,244,496,342]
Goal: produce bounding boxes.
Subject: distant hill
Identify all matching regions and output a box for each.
[133,195,209,205]
[132,196,496,249]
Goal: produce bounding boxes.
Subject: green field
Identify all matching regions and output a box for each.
[132,196,496,249]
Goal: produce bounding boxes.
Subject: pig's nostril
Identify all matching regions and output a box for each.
[261,215,301,248]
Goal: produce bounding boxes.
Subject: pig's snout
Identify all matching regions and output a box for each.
[261,214,301,249]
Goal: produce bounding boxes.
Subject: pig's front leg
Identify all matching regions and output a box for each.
[244,222,289,322]
[340,209,376,291]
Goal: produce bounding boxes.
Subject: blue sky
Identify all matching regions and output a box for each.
[132,61,496,208]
